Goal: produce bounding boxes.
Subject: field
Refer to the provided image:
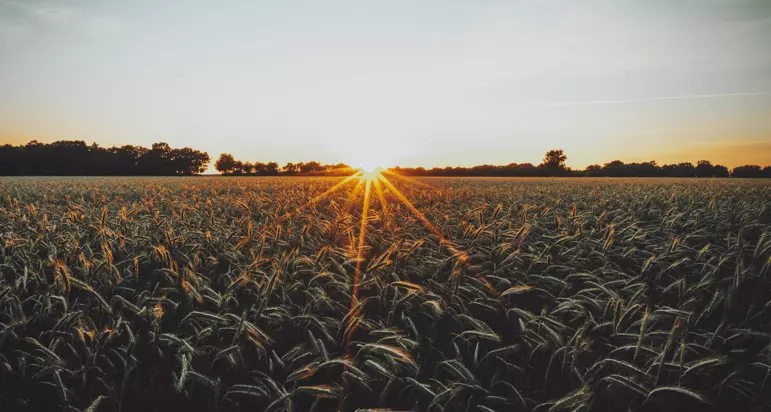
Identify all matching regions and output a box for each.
[0,176,770,412]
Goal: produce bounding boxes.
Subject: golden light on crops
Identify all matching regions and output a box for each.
[317,166,495,356]
[279,165,493,358]
[3,175,767,410]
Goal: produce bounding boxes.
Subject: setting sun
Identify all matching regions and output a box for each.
[358,166,383,180]
[355,159,385,173]
[341,144,402,174]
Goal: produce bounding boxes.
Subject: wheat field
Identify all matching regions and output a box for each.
[0,176,769,412]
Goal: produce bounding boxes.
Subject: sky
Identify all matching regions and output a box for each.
[1,0,770,171]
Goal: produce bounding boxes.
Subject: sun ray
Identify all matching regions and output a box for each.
[347,177,372,346]
[287,172,362,218]
[335,178,365,254]
[343,178,365,215]
[377,174,457,253]
[377,174,499,295]
[372,176,387,210]
[382,169,432,189]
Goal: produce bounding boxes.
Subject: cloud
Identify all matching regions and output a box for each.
[0,0,123,35]
[523,92,771,109]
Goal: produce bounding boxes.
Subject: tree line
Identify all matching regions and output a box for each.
[216,149,771,177]
[0,141,210,176]
[214,153,353,176]
[1,141,770,177]
[392,150,771,178]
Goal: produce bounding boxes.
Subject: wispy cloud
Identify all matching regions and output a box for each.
[0,0,123,35]
[533,92,771,108]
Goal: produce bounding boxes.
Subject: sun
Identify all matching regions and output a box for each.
[342,147,398,175]
[357,160,383,173]
[354,158,389,177]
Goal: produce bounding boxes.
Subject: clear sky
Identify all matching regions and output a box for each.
[1,0,770,170]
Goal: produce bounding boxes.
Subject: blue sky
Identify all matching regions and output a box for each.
[1,0,770,169]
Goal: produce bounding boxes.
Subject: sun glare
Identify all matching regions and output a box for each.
[343,146,400,174]
[359,166,383,180]
[278,161,491,362]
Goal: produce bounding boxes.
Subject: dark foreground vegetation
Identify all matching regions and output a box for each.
[2,141,771,177]
[0,177,769,412]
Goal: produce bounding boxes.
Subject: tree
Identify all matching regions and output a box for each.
[732,165,764,178]
[252,162,267,175]
[0,144,22,175]
[662,162,695,177]
[215,153,238,175]
[171,147,210,175]
[137,142,174,175]
[696,160,714,177]
[0,141,209,176]
[585,164,603,177]
[542,149,568,175]
[265,162,280,176]
[631,161,661,177]
[603,160,626,177]
[110,145,147,175]
[283,162,299,174]
[300,161,323,174]
[713,164,730,178]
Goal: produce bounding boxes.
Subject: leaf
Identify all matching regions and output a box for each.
[361,343,416,367]
[84,395,109,412]
[683,357,727,377]
[458,330,501,343]
[295,384,342,399]
[600,374,649,398]
[225,384,268,398]
[391,281,424,293]
[500,285,534,297]
[646,386,708,404]
[547,386,590,412]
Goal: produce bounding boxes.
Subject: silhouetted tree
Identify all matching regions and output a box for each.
[695,160,714,177]
[171,147,210,175]
[732,165,764,178]
[138,143,172,175]
[251,162,267,175]
[585,164,603,177]
[630,161,661,177]
[603,160,627,177]
[713,165,730,178]
[542,149,568,174]
[240,162,254,175]
[265,162,280,176]
[282,162,299,174]
[215,153,238,175]
[0,144,22,175]
[0,141,208,176]
[300,161,323,173]
[662,162,696,177]
[110,145,148,175]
